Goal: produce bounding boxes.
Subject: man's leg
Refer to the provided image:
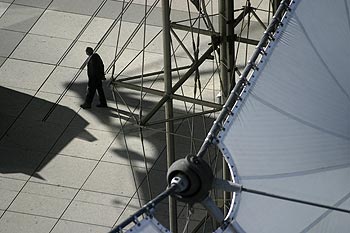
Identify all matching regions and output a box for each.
[96,84,107,107]
[81,86,96,109]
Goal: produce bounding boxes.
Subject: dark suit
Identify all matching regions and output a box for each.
[84,53,107,106]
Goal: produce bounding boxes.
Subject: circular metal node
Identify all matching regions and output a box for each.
[167,154,213,204]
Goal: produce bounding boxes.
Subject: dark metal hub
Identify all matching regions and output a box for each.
[167,154,214,204]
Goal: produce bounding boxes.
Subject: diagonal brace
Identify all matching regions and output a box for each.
[140,38,220,125]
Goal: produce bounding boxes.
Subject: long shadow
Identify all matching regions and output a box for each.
[0,86,95,179]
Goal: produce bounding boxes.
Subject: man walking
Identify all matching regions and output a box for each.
[80,47,107,109]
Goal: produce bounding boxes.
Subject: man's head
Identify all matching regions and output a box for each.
[85,47,94,56]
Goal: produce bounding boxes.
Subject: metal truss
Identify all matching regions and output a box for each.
[110,0,277,127]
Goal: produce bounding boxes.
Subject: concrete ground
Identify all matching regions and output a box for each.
[0,0,269,232]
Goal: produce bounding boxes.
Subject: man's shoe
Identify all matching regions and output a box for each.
[80,103,91,109]
[96,103,108,108]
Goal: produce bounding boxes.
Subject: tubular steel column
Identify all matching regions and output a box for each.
[226,0,235,90]
[162,0,177,232]
[219,0,229,100]
[225,0,235,216]
[219,0,229,216]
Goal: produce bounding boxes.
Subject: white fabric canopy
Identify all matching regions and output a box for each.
[125,217,169,233]
[219,0,350,232]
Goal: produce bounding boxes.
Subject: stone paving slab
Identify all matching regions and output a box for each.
[0,29,25,57]
[8,182,77,218]
[10,34,72,64]
[62,190,127,227]
[51,127,115,160]
[29,154,98,188]
[50,220,110,233]
[48,0,104,16]
[0,57,6,67]
[0,2,10,17]
[0,177,26,210]
[82,161,146,197]
[13,0,52,8]
[39,66,83,94]
[0,58,54,90]
[30,10,90,39]
[0,0,12,4]
[0,211,57,233]
[0,4,44,32]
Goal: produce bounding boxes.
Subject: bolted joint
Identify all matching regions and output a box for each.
[170,173,189,193]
